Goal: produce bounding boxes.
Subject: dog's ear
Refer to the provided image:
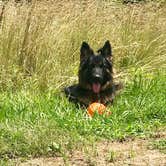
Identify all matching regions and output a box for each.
[98,40,112,59]
[80,42,94,61]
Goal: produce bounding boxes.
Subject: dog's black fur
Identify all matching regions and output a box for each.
[64,40,122,107]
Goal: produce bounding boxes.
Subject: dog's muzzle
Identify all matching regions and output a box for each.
[91,68,103,93]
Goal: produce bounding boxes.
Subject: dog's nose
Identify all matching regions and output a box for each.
[92,67,103,82]
[93,74,101,79]
[92,73,103,83]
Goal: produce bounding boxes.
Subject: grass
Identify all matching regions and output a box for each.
[149,139,166,154]
[0,71,165,162]
[0,0,166,164]
[106,150,118,163]
[0,0,166,91]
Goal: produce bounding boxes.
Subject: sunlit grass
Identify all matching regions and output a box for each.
[0,0,166,164]
[0,0,165,91]
[149,139,166,154]
[0,71,165,161]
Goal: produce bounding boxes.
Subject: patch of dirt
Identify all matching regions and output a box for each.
[16,138,166,166]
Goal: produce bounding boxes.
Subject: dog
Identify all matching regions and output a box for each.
[64,40,122,107]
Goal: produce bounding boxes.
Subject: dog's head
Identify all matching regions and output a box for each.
[79,40,113,93]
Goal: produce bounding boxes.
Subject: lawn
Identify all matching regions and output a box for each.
[0,0,166,165]
[0,71,165,164]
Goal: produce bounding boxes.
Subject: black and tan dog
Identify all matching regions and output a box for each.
[65,40,122,107]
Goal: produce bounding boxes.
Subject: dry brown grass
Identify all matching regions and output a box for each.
[0,0,166,91]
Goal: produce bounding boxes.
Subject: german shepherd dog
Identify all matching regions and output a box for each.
[64,40,121,107]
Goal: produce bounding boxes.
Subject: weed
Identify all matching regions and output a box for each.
[149,139,166,154]
[106,150,117,162]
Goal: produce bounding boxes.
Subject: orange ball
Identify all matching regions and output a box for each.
[87,102,106,117]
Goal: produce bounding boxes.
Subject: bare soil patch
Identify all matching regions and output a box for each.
[16,138,166,166]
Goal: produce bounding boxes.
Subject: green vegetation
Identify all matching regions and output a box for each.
[0,71,165,162]
[149,139,166,153]
[0,0,165,164]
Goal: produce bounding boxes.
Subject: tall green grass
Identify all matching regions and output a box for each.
[0,0,165,91]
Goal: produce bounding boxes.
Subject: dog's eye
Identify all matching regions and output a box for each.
[89,63,95,68]
[99,64,103,68]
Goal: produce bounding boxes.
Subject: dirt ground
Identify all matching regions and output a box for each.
[16,137,166,166]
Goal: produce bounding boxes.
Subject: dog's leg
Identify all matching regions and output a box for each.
[64,85,92,107]
[64,85,79,102]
